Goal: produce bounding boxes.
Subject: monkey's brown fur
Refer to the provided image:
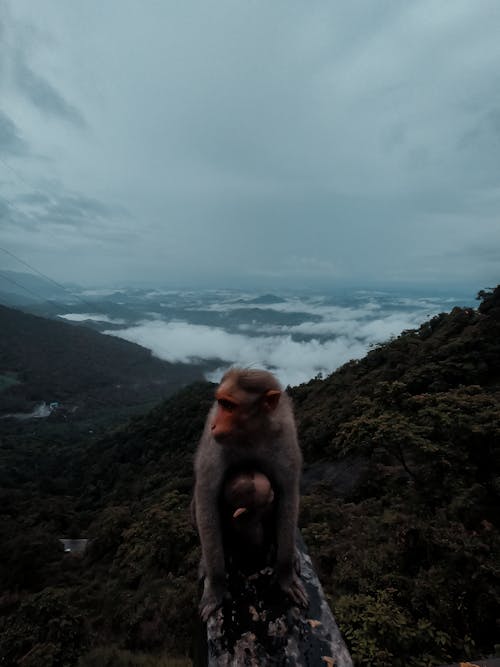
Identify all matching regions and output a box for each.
[193,368,307,621]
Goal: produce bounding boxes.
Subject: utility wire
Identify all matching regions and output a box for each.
[0,158,114,315]
[0,269,59,306]
[0,246,74,296]
[0,246,110,315]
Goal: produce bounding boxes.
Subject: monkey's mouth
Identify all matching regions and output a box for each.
[213,433,231,444]
[213,433,245,446]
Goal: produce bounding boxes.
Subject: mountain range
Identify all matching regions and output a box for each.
[0,303,206,421]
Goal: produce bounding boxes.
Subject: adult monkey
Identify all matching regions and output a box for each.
[193,368,308,621]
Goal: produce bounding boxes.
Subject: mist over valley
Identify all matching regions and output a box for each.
[54,282,477,386]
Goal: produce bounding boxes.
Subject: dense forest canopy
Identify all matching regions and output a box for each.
[0,287,499,666]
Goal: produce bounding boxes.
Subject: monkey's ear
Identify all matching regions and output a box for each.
[262,390,281,412]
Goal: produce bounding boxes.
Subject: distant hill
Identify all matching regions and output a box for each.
[0,270,75,306]
[0,304,205,416]
[0,288,499,666]
[246,293,286,304]
[293,287,500,461]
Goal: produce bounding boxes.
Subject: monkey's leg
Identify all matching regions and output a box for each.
[195,483,228,622]
[198,540,227,621]
[199,568,227,622]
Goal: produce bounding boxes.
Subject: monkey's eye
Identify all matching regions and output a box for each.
[217,398,238,411]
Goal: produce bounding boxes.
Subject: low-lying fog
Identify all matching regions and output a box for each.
[59,288,475,387]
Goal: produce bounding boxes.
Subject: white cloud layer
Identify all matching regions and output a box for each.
[59,313,126,324]
[105,304,437,386]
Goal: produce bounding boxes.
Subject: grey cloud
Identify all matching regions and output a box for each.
[0,197,11,218]
[452,243,500,262]
[13,54,85,128]
[486,108,500,136]
[17,192,50,205]
[1,1,499,290]
[44,194,112,222]
[459,107,500,149]
[0,111,28,155]
[0,196,33,231]
[24,191,123,219]
[2,188,125,242]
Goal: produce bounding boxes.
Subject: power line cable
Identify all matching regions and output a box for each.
[0,189,99,309]
[0,269,59,306]
[0,157,119,316]
[0,246,74,296]
[0,247,110,315]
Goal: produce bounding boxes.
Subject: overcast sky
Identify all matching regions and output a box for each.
[1,1,499,291]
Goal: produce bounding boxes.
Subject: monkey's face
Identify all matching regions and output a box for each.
[211,381,248,443]
[211,380,281,444]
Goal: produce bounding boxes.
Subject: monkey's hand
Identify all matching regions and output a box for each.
[199,578,227,622]
[278,570,309,609]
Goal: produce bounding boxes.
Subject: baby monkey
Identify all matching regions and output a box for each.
[222,469,275,569]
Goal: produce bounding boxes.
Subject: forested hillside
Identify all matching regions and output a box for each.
[0,288,499,666]
[0,304,205,416]
[291,286,500,664]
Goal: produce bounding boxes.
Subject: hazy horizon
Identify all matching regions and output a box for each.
[1,276,471,386]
